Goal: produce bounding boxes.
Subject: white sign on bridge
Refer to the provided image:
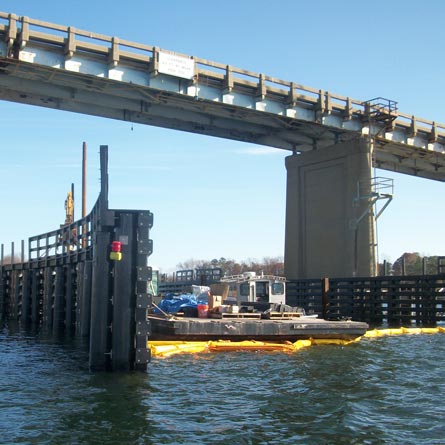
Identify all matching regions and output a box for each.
[158,51,195,80]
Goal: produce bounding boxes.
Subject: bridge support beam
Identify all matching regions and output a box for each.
[284,137,376,279]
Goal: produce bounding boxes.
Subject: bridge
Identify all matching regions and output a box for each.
[1,11,444,279]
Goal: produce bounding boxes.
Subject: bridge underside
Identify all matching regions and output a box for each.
[0,57,444,182]
[0,58,354,150]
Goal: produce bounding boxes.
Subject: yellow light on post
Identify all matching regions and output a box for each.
[110,251,122,261]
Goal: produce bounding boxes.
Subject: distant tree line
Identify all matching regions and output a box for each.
[2,251,442,277]
[172,252,444,278]
[0,254,23,265]
[175,256,285,277]
[379,252,444,276]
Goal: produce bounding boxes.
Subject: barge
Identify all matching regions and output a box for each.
[147,313,369,342]
[150,271,369,342]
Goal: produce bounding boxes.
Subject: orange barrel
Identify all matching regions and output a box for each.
[197,304,209,318]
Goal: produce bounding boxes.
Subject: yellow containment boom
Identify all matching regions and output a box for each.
[364,326,445,337]
[148,327,445,358]
[149,338,358,358]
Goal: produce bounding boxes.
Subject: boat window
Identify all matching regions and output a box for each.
[227,284,237,299]
[256,281,269,299]
[272,282,284,295]
[240,283,250,297]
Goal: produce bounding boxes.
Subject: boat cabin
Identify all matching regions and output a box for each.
[220,272,286,305]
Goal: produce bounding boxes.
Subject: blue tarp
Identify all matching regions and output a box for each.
[154,293,208,314]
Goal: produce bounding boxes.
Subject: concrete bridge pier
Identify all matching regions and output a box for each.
[284,137,376,279]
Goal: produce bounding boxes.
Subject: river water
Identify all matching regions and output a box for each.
[1,322,444,445]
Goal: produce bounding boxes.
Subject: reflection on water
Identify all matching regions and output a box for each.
[1,321,445,444]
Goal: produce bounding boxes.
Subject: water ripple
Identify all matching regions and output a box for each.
[1,325,445,444]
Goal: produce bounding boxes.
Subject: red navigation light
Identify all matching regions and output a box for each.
[111,241,122,252]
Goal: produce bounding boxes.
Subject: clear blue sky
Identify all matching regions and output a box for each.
[0,0,444,272]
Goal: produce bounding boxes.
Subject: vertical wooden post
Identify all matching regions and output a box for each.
[89,145,112,371]
[321,277,329,320]
[30,269,40,325]
[76,261,92,337]
[89,230,111,371]
[82,261,92,336]
[386,278,394,325]
[134,211,153,370]
[42,267,54,330]
[75,262,84,336]
[65,265,74,332]
[82,142,87,249]
[0,244,6,319]
[82,142,87,218]
[423,279,436,327]
[111,213,134,371]
[53,266,64,335]
[0,264,4,319]
[438,256,445,274]
[20,269,30,324]
[10,270,19,321]
[2,270,10,320]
